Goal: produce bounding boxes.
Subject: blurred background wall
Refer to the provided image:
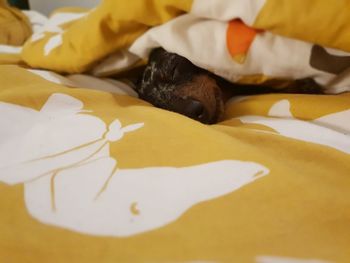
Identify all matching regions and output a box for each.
[29,0,99,15]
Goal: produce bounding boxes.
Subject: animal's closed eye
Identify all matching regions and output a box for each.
[171,64,180,81]
[172,62,192,82]
[173,68,181,81]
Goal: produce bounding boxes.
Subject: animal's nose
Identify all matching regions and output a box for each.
[169,97,212,124]
[178,98,212,123]
[183,99,207,122]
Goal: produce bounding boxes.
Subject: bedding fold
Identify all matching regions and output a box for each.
[0,0,32,46]
[12,0,350,94]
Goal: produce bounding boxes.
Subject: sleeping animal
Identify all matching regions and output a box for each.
[136,48,323,124]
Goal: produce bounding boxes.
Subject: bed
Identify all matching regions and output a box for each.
[0,1,349,262]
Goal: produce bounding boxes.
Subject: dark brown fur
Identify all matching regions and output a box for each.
[136,48,323,124]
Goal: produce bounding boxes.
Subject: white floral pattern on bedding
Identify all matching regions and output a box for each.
[238,100,350,154]
[0,93,269,237]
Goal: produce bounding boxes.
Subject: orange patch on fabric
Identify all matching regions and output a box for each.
[226,19,262,64]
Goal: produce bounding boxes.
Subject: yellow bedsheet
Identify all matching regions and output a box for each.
[0,64,349,263]
[0,1,350,262]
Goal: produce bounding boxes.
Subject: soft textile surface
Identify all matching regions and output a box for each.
[1,64,350,263]
[19,0,350,94]
[0,0,32,45]
[1,1,350,263]
[129,15,350,94]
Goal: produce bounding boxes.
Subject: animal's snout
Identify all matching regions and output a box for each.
[137,48,225,124]
[174,75,225,124]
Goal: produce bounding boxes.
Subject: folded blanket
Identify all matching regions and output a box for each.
[0,0,32,45]
[130,14,350,94]
[18,0,350,94]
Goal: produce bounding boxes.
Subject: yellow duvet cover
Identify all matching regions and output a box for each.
[0,1,350,262]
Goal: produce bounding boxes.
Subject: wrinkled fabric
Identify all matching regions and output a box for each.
[0,0,31,45]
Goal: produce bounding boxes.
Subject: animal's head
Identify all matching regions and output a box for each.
[136,48,225,124]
